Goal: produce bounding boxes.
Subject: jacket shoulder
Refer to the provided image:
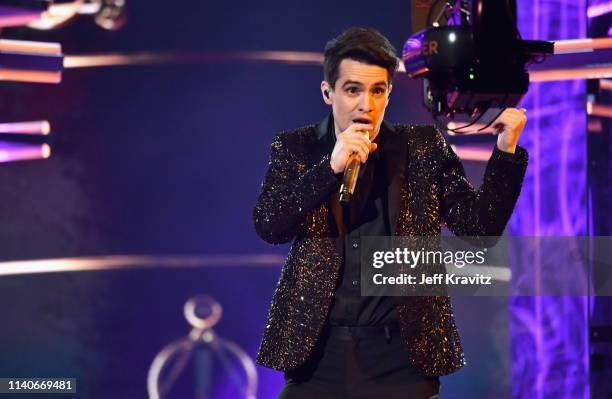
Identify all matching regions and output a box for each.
[391,123,448,150]
[273,124,319,147]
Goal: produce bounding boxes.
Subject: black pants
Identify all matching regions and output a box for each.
[277,324,440,399]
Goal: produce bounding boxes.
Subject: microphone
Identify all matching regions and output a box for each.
[339,130,370,203]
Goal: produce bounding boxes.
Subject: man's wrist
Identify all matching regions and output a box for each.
[496,143,516,154]
[491,144,528,165]
[327,157,344,181]
[496,133,518,154]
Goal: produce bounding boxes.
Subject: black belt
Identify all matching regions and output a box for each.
[327,323,400,342]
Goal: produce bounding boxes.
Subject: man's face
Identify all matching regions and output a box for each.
[322,59,392,140]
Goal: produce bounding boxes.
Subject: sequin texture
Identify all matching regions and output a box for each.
[253,121,528,376]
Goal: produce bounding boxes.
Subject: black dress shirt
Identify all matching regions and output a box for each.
[326,123,400,326]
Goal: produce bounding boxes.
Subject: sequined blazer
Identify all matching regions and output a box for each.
[253,115,528,377]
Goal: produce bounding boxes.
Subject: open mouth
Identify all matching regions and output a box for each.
[353,117,372,124]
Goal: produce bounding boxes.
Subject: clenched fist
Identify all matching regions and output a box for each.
[330,122,378,174]
[493,108,527,154]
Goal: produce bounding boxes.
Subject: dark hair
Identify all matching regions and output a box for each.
[324,27,399,90]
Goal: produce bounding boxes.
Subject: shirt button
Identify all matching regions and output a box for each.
[352,280,359,286]
[352,242,359,249]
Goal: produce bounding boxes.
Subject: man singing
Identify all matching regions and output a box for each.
[253,27,528,399]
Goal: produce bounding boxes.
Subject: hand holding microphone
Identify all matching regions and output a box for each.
[330,122,378,203]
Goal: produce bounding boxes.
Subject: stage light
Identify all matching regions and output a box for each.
[0,120,52,163]
[27,0,127,31]
[587,0,612,18]
[404,0,554,133]
[0,142,51,163]
[0,39,63,83]
[0,0,47,28]
[587,101,612,118]
[600,79,612,90]
[0,120,50,136]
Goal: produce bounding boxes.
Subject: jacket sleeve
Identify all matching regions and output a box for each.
[437,127,529,237]
[253,133,342,244]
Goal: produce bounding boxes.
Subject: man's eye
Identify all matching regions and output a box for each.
[346,87,358,95]
[373,88,385,95]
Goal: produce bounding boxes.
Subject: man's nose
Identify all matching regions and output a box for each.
[358,92,374,112]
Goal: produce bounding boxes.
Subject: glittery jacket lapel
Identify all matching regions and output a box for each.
[380,121,406,234]
[253,117,528,377]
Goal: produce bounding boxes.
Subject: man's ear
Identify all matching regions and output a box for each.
[321,81,333,105]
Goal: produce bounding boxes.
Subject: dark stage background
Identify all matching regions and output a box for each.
[0,1,511,398]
